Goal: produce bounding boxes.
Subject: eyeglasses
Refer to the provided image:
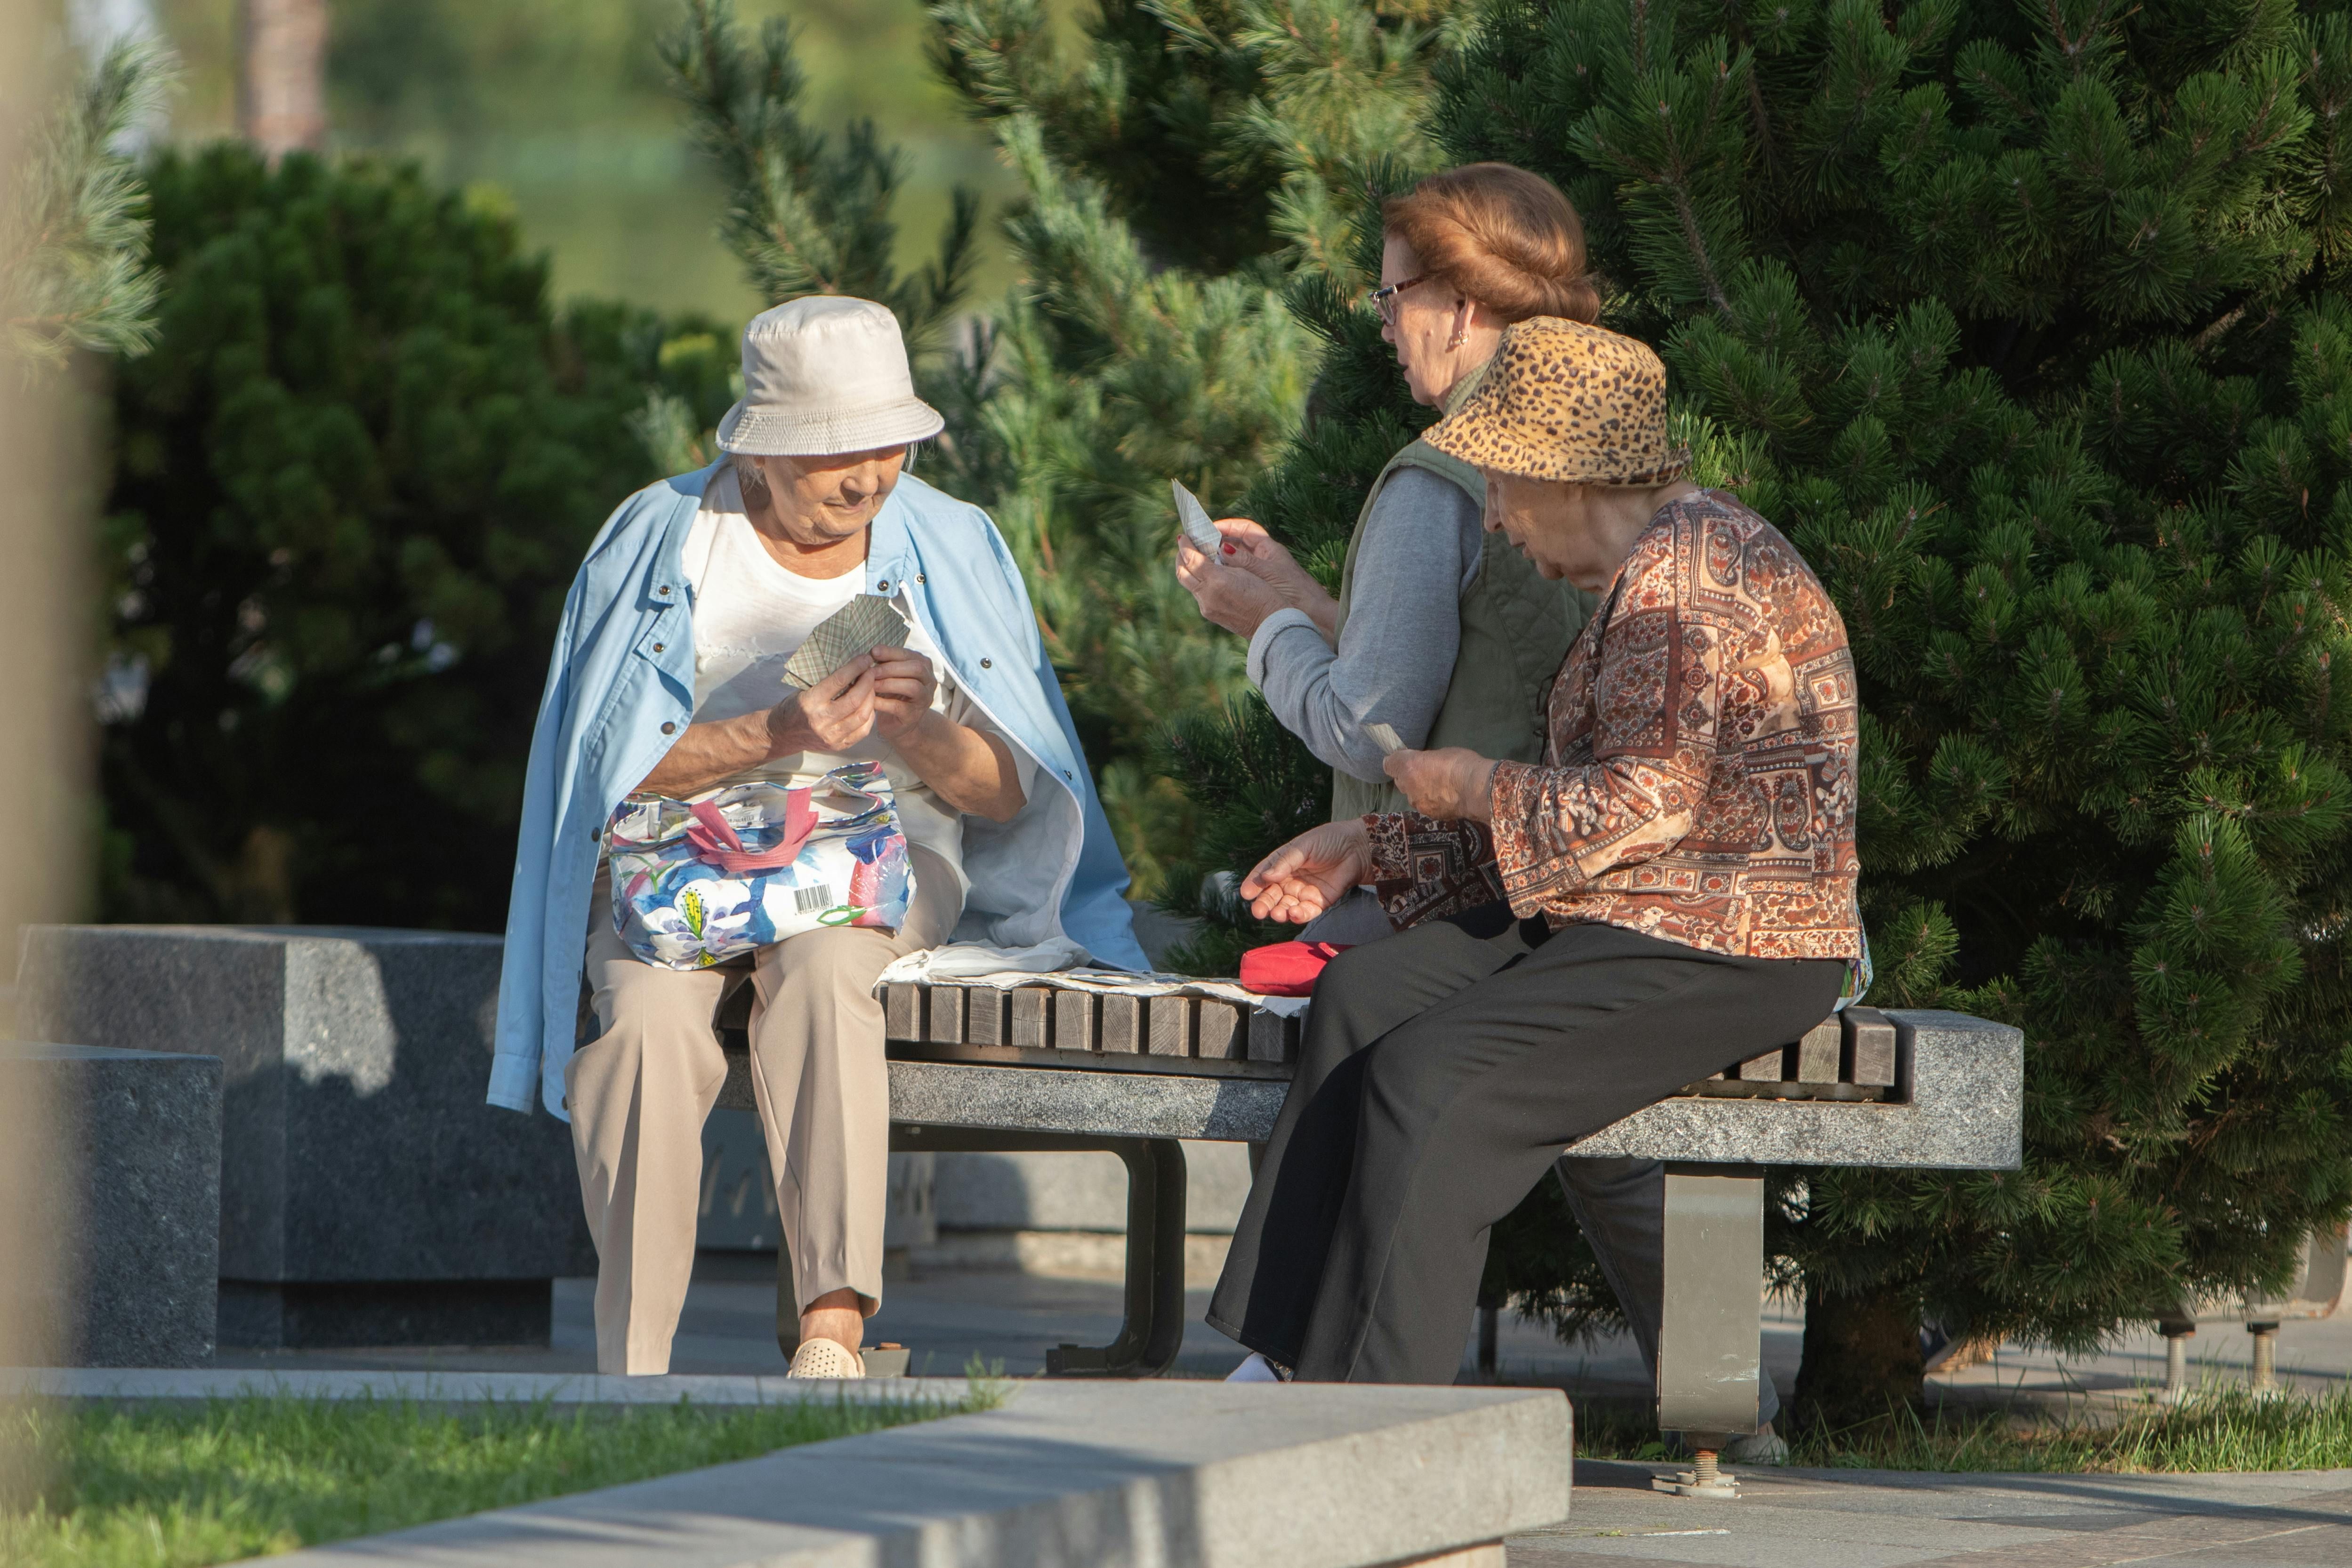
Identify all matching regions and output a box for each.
[1367,273,1431,326]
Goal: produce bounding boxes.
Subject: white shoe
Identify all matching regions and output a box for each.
[787,1338,865,1379]
[1225,1352,1283,1383]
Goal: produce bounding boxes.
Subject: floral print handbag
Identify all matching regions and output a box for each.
[604,761,915,970]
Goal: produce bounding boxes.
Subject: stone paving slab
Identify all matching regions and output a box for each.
[221,1382,1571,1568]
[1509,1461,2352,1568]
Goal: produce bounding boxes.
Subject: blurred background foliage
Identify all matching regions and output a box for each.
[144,0,1045,317]
[90,0,1457,917]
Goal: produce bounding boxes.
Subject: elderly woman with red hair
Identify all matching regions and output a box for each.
[1179,163,1601,860]
[1180,167,1804,1441]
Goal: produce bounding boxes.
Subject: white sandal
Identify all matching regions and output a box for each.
[787,1337,866,1379]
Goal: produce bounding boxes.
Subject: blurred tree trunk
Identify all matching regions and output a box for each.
[239,0,325,158]
[1793,1287,1925,1429]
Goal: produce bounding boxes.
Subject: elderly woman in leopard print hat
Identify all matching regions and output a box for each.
[1207,317,1867,1387]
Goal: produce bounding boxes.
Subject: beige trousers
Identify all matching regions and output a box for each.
[565,848,960,1375]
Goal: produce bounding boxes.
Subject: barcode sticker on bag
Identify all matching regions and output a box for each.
[794,883,839,915]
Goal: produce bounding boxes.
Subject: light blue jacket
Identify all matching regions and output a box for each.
[488,462,1148,1118]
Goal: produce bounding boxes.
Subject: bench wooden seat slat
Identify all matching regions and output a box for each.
[1795,1017,1842,1083]
[866,984,1909,1100]
[1012,988,1049,1048]
[1845,1007,1900,1087]
[968,987,1009,1047]
[1054,990,1096,1053]
[1248,1008,1294,1065]
[1144,996,1184,1057]
[1098,992,1140,1054]
[1198,1000,1241,1061]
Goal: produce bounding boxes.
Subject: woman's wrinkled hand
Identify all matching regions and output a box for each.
[1383,746,1497,822]
[868,644,938,742]
[767,654,877,756]
[1176,531,1290,638]
[1240,819,1374,925]
[1211,518,1335,622]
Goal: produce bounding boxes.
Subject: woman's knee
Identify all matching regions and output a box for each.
[1352,1021,1474,1145]
[1302,940,1409,1053]
[587,957,705,1041]
[1299,924,1474,1066]
[1311,939,1392,1001]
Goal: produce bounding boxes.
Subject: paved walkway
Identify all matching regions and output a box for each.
[183,1250,2352,1568]
[191,1252,2352,1566]
[210,1250,2352,1404]
[1517,1462,2352,1567]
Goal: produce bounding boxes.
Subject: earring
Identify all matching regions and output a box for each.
[1447,326,1467,349]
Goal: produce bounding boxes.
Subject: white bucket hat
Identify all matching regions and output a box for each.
[715,296,946,457]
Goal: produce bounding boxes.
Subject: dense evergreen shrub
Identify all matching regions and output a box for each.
[1175,0,2352,1415]
[99,146,733,925]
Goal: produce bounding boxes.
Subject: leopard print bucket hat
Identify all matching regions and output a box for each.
[1424,317,1689,484]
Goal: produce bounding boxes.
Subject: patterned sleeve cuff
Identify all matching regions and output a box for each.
[1364,811,1413,883]
[1486,760,1542,891]
[1365,811,1504,928]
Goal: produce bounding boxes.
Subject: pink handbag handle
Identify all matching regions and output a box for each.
[685,792,815,874]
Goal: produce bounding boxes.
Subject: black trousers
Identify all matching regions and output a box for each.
[1206,914,1844,1384]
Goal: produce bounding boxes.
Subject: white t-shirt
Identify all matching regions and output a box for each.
[680,469,1035,899]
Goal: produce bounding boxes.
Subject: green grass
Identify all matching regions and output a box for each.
[3,1380,992,1568]
[1569,1386,2352,1474]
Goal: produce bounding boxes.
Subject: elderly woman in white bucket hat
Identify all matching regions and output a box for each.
[491,298,1148,1378]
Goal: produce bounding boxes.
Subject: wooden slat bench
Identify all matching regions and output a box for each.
[716,983,2021,1447]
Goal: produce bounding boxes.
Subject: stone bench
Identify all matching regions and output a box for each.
[719,980,2022,1449]
[2,1041,223,1367]
[17,926,592,1349]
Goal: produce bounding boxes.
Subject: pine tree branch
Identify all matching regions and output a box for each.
[664,0,975,353]
[2,33,176,375]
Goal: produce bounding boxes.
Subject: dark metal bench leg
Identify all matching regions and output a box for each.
[1047,1136,1188,1376]
[1654,1162,1763,1497]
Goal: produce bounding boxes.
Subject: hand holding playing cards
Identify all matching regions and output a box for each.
[1211,519,1334,621]
[1240,820,1374,925]
[1176,531,1289,637]
[869,644,937,741]
[766,655,877,756]
[1384,746,1498,822]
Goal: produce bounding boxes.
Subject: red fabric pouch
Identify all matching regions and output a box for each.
[1238,940,1351,997]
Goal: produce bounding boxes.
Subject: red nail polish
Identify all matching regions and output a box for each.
[1222,542,1236,555]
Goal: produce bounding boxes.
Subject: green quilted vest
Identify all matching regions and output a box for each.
[1329,440,1593,822]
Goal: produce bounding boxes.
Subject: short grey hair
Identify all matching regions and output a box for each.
[731,450,772,497]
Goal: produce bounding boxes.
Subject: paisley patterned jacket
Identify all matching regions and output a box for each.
[1363,490,1863,961]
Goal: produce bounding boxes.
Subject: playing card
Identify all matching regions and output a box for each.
[1172,480,1224,555]
[1364,722,1405,755]
[781,594,910,690]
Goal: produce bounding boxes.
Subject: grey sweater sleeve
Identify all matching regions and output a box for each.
[1246,466,1484,784]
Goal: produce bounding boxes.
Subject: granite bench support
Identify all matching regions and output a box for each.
[17,926,592,1349]
[3,1041,225,1367]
